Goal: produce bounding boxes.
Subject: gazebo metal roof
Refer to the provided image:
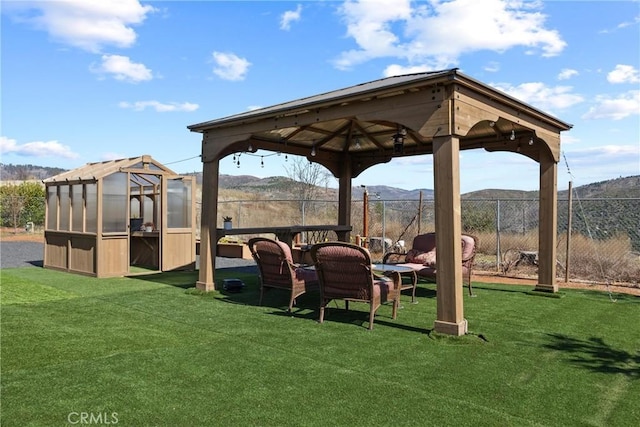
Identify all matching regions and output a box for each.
[188,69,573,336]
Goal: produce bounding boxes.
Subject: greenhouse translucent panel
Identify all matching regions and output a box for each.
[143,195,154,226]
[167,179,191,228]
[102,173,127,233]
[130,197,141,219]
[86,184,97,233]
[72,184,83,232]
[47,186,57,230]
[59,185,70,231]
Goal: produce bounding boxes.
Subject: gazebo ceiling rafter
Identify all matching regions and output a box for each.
[189,69,573,335]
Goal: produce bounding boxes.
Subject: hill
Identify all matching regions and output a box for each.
[2,163,638,200]
[0,163,67,181]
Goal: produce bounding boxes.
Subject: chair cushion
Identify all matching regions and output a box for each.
[405,249,437,267]
[461,235,476,261]
[276,240,294,263]
[411,233,436,252]
[372,278,393,301]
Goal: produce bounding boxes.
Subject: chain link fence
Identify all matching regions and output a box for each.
[216,197,640,286]
[4,194,638,286]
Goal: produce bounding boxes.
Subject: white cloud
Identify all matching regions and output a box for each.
[493,81,584,112]
[334,0,566,70]
[582,90,640,120]
[599,15,640,33]
[558,68,578,80]
[563,145,640,170]
[4,0,156,53]
[90,54,153,83]
[118,100,199,112]
[383,63,432,77]
[483,61,500,73]
[280,4,302,31]
[101,152,125,161]
[211,52,251,81]
[0,136,78,159]
[607,64,640,84]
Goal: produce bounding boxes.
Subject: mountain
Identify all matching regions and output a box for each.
[559,175,640,199]
[3,163,638,200]
[356,185,434,200]
[0,163,67,181]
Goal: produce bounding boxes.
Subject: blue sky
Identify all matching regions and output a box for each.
[1,0,639,193]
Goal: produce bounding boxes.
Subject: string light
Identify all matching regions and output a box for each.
[355,138,361,149]
[260,156,264,167]
[311,145,316,156]
[510,129,516,141]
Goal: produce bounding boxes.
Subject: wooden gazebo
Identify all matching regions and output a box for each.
[188,69,572,335]
[43,155,197,278]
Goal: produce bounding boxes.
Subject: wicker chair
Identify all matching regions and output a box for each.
[310,242,401,330]
[248,237,318,313]
[383,232,477,296]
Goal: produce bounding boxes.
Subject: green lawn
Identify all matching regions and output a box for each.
[1,267,638,426]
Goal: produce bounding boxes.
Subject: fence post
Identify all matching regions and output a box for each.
[382,200,386,253]
[565,181,573,283]
[418,191,423,234]
[302,199,306,225]
[496,200,501,272]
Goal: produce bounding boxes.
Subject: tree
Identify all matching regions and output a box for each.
[284,157,331,217]
[0,182,45,231]
[284,157,330,201]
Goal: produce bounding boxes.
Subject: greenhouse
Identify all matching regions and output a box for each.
[43,155,196,277]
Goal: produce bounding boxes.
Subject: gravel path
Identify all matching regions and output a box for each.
[1,241,45,269]
[0,240,258,273]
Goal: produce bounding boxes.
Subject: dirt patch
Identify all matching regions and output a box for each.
[473,271,640,296]
[1,229,44,243]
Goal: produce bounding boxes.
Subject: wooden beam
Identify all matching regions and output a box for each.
[432,135,467,336]
[196,160,219,291]
[535,153,559,292]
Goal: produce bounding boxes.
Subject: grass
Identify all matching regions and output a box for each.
[1,267,639,426]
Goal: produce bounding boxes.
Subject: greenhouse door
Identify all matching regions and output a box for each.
[161,175,197,271]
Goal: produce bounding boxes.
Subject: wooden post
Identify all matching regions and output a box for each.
[535,153,558,292]
[432,135,466,336]
[196,160,220,291]
[362,187,368,248]
[337,161,352,242]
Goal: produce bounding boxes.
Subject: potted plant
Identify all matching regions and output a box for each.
[223,216,233,230]
[144,221,154,232]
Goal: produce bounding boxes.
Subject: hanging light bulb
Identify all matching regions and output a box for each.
[248,142,253,152]
[355,138,361,150]
[510,130,516,141]
[311,145,316,156]
[529,137,534,145]
[260,156,264,167]
[285,154,288,162]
